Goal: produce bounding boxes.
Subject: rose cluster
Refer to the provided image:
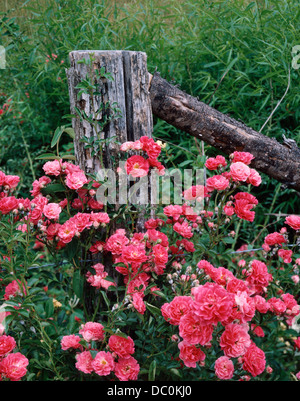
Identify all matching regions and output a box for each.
[61,322,140,381]
[0,331,29,381]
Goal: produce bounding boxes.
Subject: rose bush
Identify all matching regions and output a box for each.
[0,141,299,381]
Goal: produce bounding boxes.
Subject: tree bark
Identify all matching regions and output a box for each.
[149,72,300,192]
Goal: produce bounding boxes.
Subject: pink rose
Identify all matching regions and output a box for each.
[92,351,115,376]
[61,334,82,351]
[58,220,77,243]
[43,160,62,176]
[231,151,255,165]
[0,352,29,381]
[0,196,19,214]
[220,323,251,358]
[183,185,209,201]
[285,215,300,231]
[43,203,62,220]
[205,155,227,170]
[75,351,94,374]
[214,356,234,380]
[0,335,16,356]
[66,171,88,190]
[114,356,140,381]
[132,293,146,314]
[178,341,206,368]
[4,175,20,189]
[230,162,251,182]
[247,168,261,186]
[242,343,266,377]
[173,221,193,239]
[206,175,230,192]
[161,296,193,326]
[192,282,234,325]
[125,155,149,177]
[278,249,293,263]
[108,335,135,358]
[79,322,104,342]
[179,312,214,345]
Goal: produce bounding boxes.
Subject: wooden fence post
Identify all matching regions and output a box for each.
[66,50,153,314]
[66,50,152,168]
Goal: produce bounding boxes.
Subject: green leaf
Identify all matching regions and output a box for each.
[41,183,66,195]
[35,153,60,160]
[148,360,157,381]
[51,126,64,148]
[72,269,84,299]
[145,302,161,317]
[45,299,54,318]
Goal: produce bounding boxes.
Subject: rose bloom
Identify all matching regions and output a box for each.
[192,282,235,326]
[278,249,293,263]
[173,221,193,239]
[122,244,148,265]
[61,334,82,351]
[268,297,287,315]
[178,341,206,368]
[0,352,29,381]
[234,199,256,222]
[4,280,22,300]
[161,296,194,325]
[214,356,234,380]
[92,351,115,376]
[245,259,272,292]
[43,203,62,220]
[43,159,62,176]
[57,220,76,244]
[231,151,255,165]
[152,243,168,266]
[105,233,129,255]
[206,175,230,192]
[219,323,251,358]
[247,168,261,186]
[132,293,146,314]
[0,196,19,214]
[75,350,94,374]
[251,325,265,338]
[253,295,269,314]
[4,174,20,190]
[114,356,140,381]
[230,162,251,182]
[163,205,183,221]
[70,213,93,232]
[234,291,256,323]
[179,311,214,345]
[66,171,88,190]
[139,136,161,160]
[79,322,104,342]
[108,335,135,358]
[125,155,149,177]
[205,155,227,170]
[183,185,209,201]
[0,335,16,356]
[242,343,266,377]
[285,215,300,231]
[90,212,110,227]
[264,232,287,247]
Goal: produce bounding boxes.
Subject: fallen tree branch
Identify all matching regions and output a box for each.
[149,72,300,192]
